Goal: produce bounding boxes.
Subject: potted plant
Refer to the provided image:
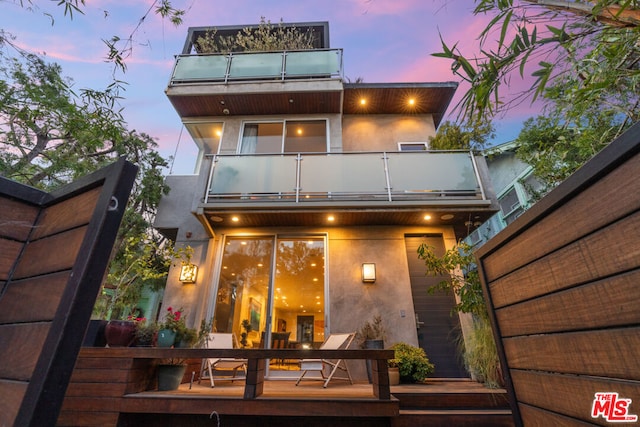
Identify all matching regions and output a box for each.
[356,315,386,382]
[157,306,185,347]
[387,357,401,386]
[157,358,188,391]
[389,343,435,383]
[356,315,386,348]
[133,318,157,347]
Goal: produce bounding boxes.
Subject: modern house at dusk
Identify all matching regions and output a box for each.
[154,21,499,380]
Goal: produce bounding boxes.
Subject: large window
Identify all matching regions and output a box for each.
[240,120,327,154]
[212,236,326,359]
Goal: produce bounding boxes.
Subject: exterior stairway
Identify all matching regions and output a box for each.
[391,379,515,427]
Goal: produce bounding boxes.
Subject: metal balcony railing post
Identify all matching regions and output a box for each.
[224,53,232,83]
[281,51,287,81]
[295,153,302,203]
[382,152,392,202]
[469,151,486,200]
[205,155,218,203]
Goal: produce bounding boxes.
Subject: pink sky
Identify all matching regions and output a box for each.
[0,0,542,174]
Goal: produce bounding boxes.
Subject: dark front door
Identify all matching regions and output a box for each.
[405,235,467,378]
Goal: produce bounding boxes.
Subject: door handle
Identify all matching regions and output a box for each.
[415,313,425,329]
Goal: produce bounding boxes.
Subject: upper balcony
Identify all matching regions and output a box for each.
[165,48,345,118]
[186,151,498,234]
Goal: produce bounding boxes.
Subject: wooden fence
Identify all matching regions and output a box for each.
[475,122,640,426]
[0,160,136,427]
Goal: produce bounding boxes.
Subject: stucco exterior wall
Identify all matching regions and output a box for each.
[341,114,436,152]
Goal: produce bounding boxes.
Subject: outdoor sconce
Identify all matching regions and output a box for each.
[362,263,376,283]
[179,263,198,284]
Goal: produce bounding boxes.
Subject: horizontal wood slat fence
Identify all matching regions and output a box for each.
[476,122,640,427]
[0,160,137,427]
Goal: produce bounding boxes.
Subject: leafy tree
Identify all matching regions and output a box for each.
[0,48,173,319]
[434,0,640,126]
[429,118,495,151]
[514,111,619,195]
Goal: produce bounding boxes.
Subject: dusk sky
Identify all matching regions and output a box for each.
[1,0,541,174]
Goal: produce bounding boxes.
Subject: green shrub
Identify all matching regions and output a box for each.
[389,343,435,383]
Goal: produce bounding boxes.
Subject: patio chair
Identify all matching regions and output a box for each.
[295,332,355,388]
[199,333,247,387]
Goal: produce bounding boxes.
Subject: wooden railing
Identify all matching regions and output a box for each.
[76,347,394,400]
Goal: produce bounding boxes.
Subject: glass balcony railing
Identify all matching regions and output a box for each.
[204,151,487,204]
[170,49,343,84]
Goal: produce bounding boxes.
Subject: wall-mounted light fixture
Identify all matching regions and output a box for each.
[362,263,376,283]
[179,263,198,283]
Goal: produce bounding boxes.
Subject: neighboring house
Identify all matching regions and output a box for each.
[154,22,499,379]
[465,141,543,248]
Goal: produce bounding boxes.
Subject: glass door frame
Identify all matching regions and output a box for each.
[207,232,329,378]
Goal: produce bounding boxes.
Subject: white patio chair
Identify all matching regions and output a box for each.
[295,332,355,388]
[199,333,247,388]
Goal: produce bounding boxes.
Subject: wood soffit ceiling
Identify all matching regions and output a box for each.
[166,82,457,126]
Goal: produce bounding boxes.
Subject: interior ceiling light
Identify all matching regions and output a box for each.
[408,98,416,106]
[441,214,454,220]
[424,214,432,220]
[327,215,335,222]
[360,98,366,105]
[231,216,239,222]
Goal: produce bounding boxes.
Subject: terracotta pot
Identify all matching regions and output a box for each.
[388,367,400,386]
[104,320,136,347]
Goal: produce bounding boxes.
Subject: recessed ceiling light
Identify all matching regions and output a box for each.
[424,214,432,220]
[441,214,455,220]
[327,215,335,222]
[210,216,223,222]
[360,98,366,105]
[408,98,415,106]
[231,216,239,222]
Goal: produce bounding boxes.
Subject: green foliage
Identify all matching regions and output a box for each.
[0,48,173,320]
[514,113,617,195]
[434,0,640,130]
[388,343,435,383]
[461,317,501,388]
[196,17,316,53]
[428,119,495,151]
[356,315,386,347]
[417,242,487,320]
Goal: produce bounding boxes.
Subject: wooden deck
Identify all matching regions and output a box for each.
[57,348,513,426]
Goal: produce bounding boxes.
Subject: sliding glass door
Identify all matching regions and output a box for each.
[212,235,326,370]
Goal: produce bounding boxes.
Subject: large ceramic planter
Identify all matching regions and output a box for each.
[157,364,187,391]
[364,339,384,383]
[156,329,176,348]
[104,320,136,347]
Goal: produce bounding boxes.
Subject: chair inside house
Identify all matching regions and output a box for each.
[199,333,247,387]
[270,331,291,367]
[295,332,355,388]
